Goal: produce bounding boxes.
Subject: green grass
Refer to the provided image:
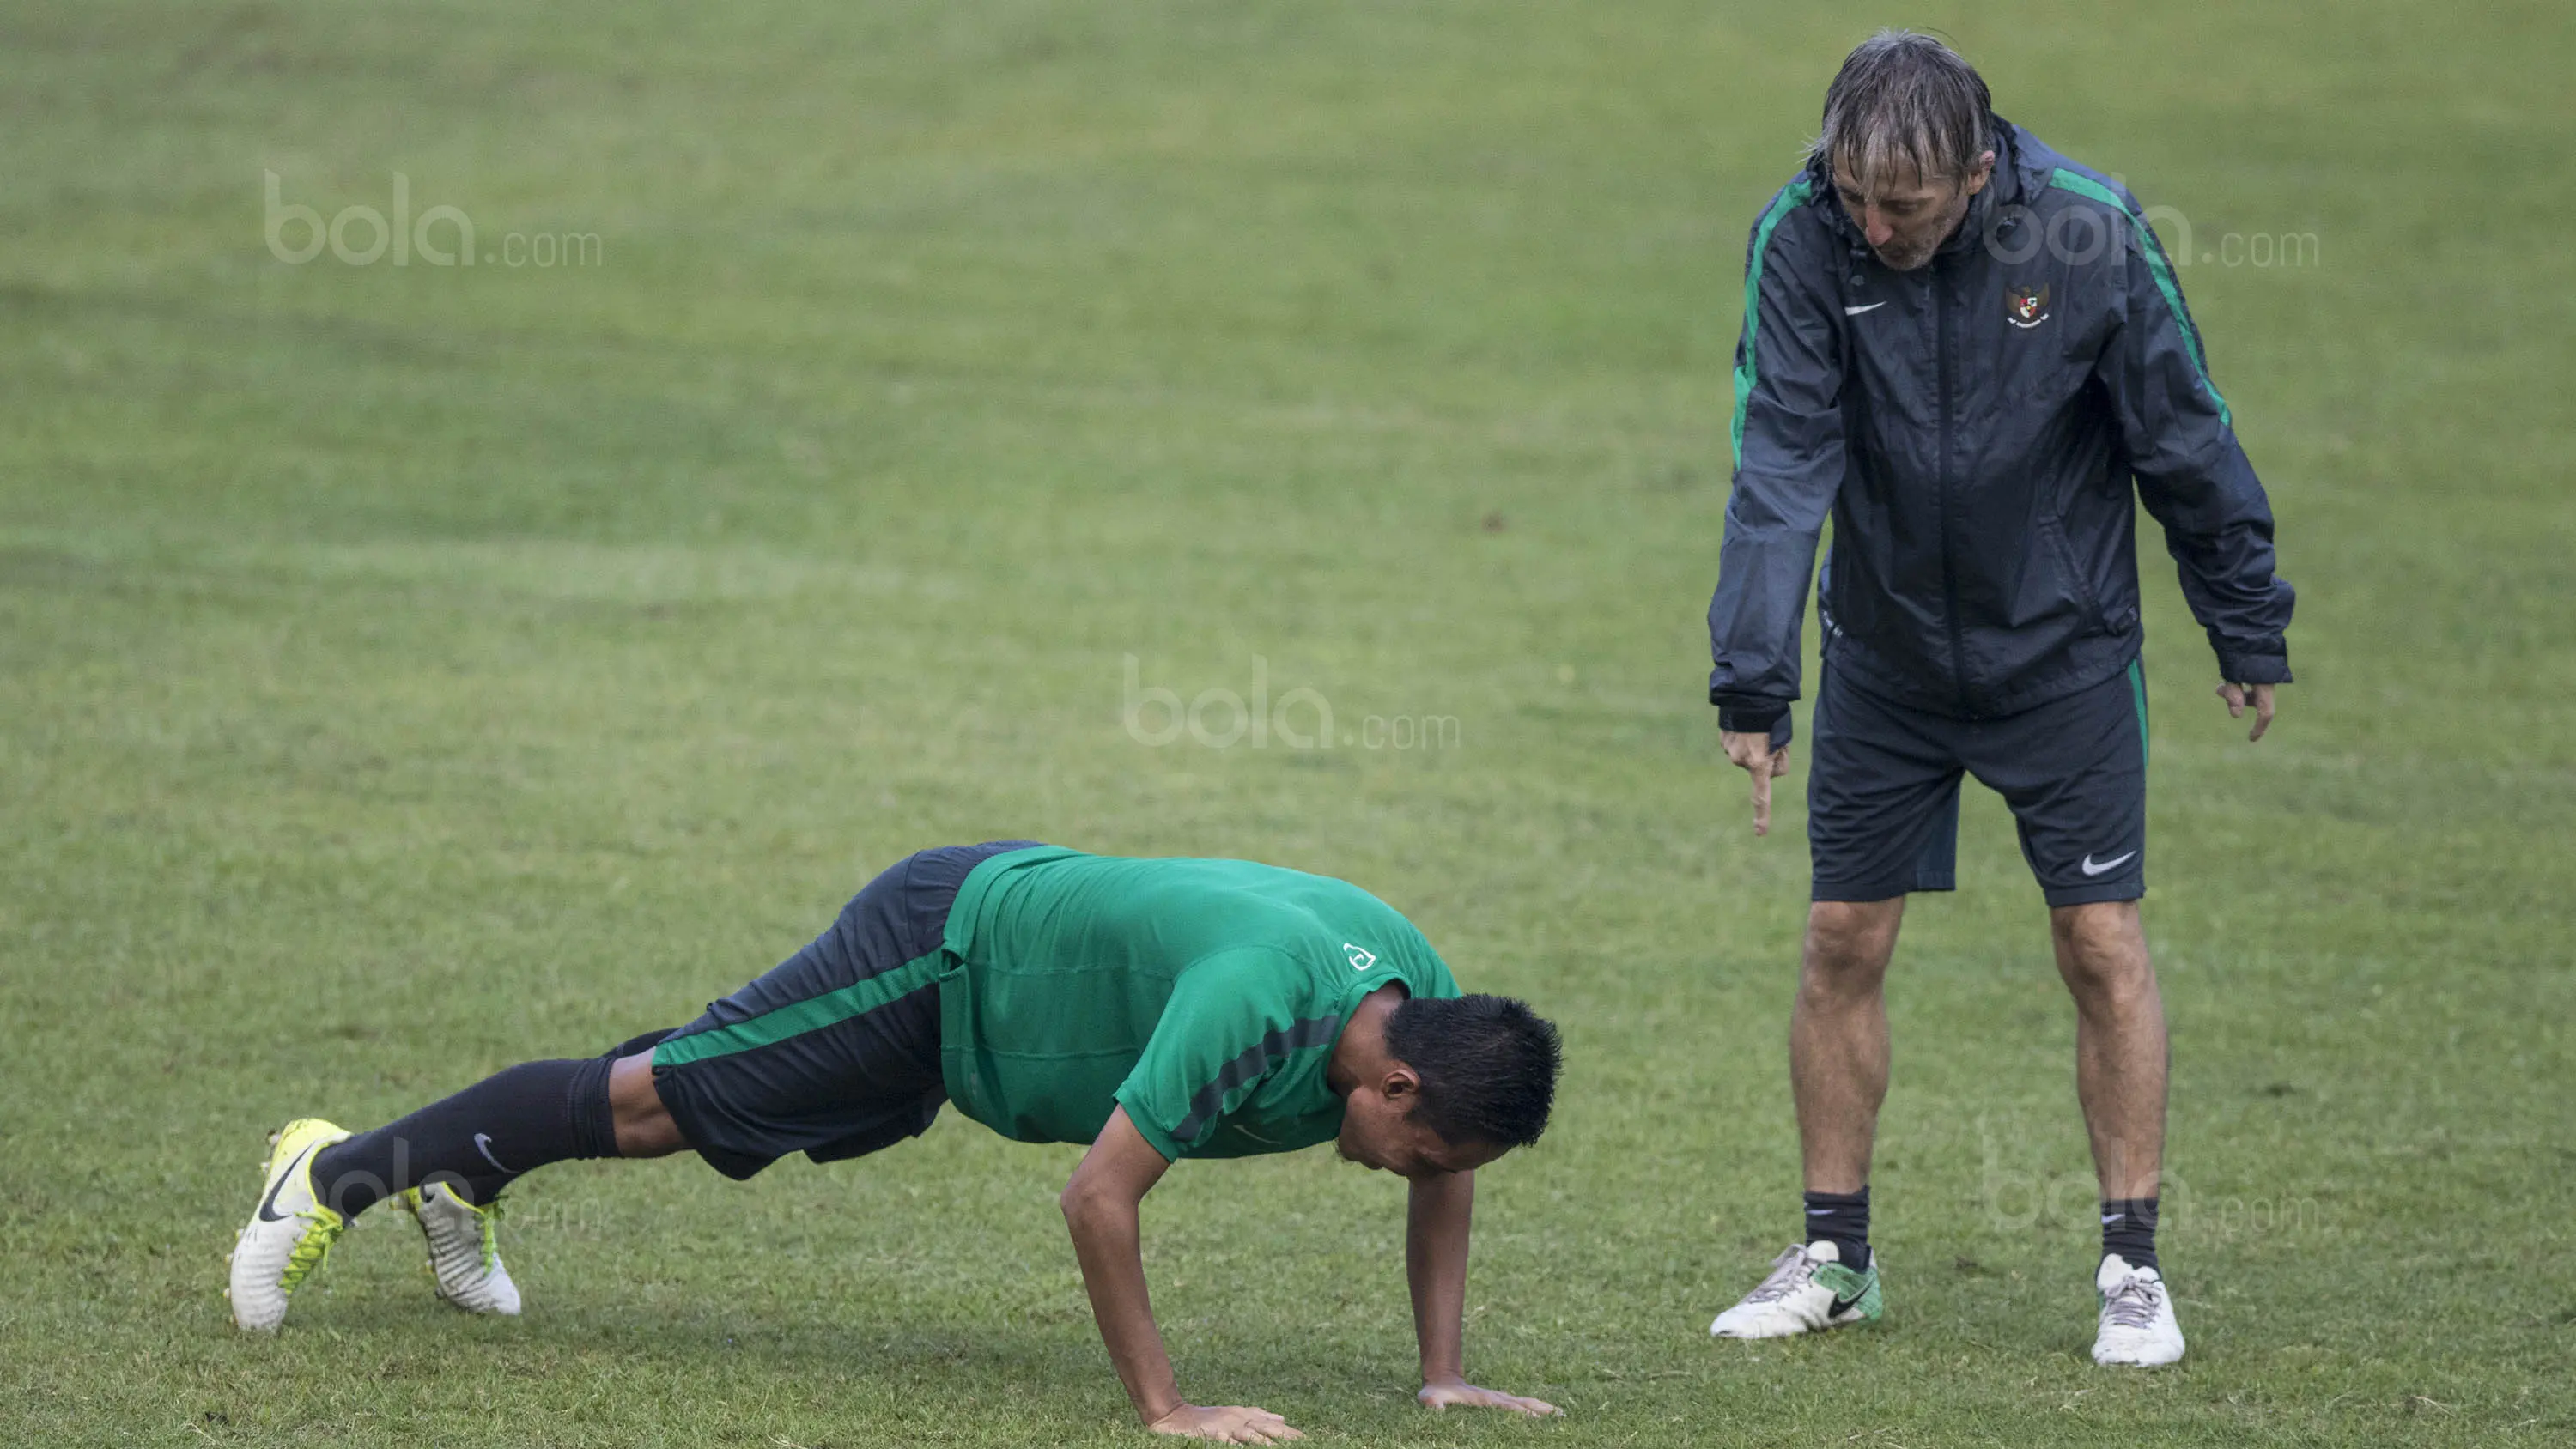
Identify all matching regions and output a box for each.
[3,1,2572,1444]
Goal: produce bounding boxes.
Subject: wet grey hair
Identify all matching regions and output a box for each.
[1811,30,1995,185]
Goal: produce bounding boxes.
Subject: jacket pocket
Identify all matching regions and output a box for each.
[2034,512,2111,637]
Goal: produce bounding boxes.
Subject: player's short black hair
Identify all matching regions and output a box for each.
[1385,993,1561,1149]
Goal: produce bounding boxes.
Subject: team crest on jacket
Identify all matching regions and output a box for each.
[2007,283,2052,329]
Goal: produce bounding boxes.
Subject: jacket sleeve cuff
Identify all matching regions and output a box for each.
[2214,651,2293,686]
[1713,696,1791,737]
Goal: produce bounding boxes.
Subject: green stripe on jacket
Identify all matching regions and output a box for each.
[1731,179,1816,470]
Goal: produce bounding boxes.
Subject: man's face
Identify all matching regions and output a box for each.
[1831,150,1995,272]
[1335,1074,1506,1180]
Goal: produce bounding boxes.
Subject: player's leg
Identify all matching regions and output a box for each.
[641,841,1038,1182]
[228,840,1035,1334]
[1790,897,1905,1198]
[2050,902,2165,1209]
[228,1026,685,1331]
[1712,664,1959,1340]
[1973,661,2181,1366]
[228,1027,677,1330]
[608,1047,689,1155]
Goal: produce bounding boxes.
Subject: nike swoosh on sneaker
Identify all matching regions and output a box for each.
[2081,851,2137,876]
[1844,302,1888,315]
[257,1143,319,1222]
[1829,1285,1869,1316]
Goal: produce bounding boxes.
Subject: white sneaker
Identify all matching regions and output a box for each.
[227,1119,352,1331]
[2092,1254,2185,1366]
[398,1180,522,1315]
[1710,1240,1884,1339]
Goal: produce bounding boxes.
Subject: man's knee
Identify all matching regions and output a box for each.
[608,1052,689,1158]
[2052,901,2155,999]
[1801,898,1904,996]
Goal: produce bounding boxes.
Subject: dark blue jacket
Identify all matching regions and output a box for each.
[1707,121,2293,734]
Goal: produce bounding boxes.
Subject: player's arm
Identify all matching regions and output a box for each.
[1406,1168,1560,1417]
[2089,184,2293,741]
[1060,1106,1303,1444]
[1710,188,1844,834]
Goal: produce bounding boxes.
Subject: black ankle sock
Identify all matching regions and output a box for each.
[312,1055,620,1219]
[2101,1197,2160,1271]
[1803,1187,1871,1271]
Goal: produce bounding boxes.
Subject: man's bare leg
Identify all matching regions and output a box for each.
[1791,898,1907,1194]
[2054,899,2185,1364]
[608,1051,690,1157]
[2049,900,2166,1203]
[1710,897,1905,1337]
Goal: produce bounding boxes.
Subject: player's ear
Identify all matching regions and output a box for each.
[1381,1064,1423,1103]
[1964,149,1997,196]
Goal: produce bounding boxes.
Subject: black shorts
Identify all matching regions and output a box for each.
[645,841,1038,1179]
[1807,660,2148,908]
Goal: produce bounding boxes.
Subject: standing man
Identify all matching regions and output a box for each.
[1702,32,2293,1367]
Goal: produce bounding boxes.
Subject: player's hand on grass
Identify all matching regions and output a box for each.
[1146,1403,1303,1443]
[1720,730,1792,837]
[1418,1378,1562,1416]
[2215,682,2278,742]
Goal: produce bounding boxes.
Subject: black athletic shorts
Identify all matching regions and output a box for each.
[645,840,1038,1179]
[1807,658,2148,908]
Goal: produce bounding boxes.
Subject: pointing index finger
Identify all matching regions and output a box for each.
[1751,753,1772,836]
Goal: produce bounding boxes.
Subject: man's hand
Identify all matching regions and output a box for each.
[1721,729,1792,836]
[1403,1173,1558,1422]
[1418,1379,1562,1417]
[1147,1404,1304,1443]
[2215,682,2279,742]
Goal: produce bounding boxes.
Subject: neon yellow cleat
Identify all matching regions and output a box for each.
[227,1118,351,1331]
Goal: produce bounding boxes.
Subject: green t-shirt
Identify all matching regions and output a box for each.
[935,846,1461,1161]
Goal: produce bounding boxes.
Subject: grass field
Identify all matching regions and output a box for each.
[3,2,2572,1444]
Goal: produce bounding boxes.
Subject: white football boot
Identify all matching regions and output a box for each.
[1710,1240,1885,1339]
[228,1118,352,1331]
[2092,1253,2185,1366]
[397,1179,522,1315]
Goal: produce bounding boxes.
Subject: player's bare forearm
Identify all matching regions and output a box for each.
[1406,1170,1560,1418]
[1406,1168,1474,1383]
[1061,1110,1182,1422]
[1062,1108,1303,1442]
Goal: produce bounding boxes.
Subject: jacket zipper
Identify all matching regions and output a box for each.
[1934,261,1971,714]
